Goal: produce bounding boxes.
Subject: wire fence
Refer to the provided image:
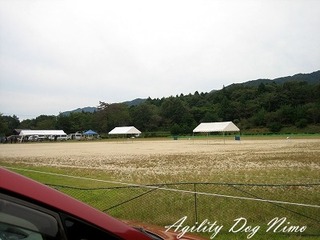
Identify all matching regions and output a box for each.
[49,181,320,239]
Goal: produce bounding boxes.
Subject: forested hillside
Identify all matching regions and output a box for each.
[1,71,320,136]
[240,70,320,87]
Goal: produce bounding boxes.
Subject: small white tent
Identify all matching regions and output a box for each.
[193,121,240,133]
[108,126,141,135]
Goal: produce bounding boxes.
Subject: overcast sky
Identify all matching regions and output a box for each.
[1,0,319,120]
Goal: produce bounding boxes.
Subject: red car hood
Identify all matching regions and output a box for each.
[124,220,207,240]
[0,168,151,239]
[0,167,205,240]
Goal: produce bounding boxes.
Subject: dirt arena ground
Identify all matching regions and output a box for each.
[1,138,320,183]
[2,138,319,240]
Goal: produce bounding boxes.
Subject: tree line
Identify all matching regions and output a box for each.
[1,80,320,137]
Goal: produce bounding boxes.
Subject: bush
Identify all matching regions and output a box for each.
[268,122,282,132]
[295,118,308,128]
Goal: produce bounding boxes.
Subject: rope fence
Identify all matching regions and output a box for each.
[48,182,320,238]
[6,167,320,239]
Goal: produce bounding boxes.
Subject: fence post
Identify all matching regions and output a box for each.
[194,183,198,226]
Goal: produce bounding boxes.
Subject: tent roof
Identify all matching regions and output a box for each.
[83,130,97,135]
[193,121,240,133]
[19,130,67,136]
[108,126,141,135]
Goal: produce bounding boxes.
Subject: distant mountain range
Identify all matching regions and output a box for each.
[237,70,320,87]
[61,70,320,115]
[61,99,146,116]
[60,107,97,116]
[122,98,146,106]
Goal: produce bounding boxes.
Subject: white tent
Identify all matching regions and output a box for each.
[108,126,141,135]
[19,130,67,142]
[19,130,67,136]
[193,121,240,143]
[193,121,240,133]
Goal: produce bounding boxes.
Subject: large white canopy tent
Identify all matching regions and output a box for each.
[19,130,67,136]
[108,126,141,136]
[19,130,67,142]
[193,121,240,143]
[193,121,240,133]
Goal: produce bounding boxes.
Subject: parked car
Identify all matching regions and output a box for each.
[28,135,46,142]
[57,135,68,141]
[0,168,203,240]
[67,132,83,140]
[48,135,68,141]
[28,135,39,141]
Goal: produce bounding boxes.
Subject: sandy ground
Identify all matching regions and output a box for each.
[1,138,320,183]
[2,138,319,237]
[0,139,320,167]
[1,138,319,157]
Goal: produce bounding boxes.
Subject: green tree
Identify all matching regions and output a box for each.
[2,115,20,134]
[217,96,233,120]
[34,115,57,130]
[160,97,195,133]
[95,102,131,132]
[56,112,95,133]
[295,118,308,128]
[56,114,72,133]
[94,102,109,133]
[19,119,35,130]
[306,102,320,124]
[251,108,267,127]
[277,105,295,125]
[268,122,282,132]
[0,114,10,136]
[130,103,161,131]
